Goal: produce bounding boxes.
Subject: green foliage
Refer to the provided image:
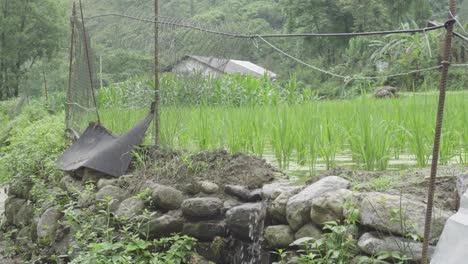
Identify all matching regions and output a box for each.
[133,188,153,203]
[64,194,197,264]
[283,201,359,264]
[0,101,67,183]
[0,0,67,99]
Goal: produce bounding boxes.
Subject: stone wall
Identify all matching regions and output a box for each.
[2,172,462,263]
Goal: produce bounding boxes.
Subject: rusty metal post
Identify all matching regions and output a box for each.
[78,0,100,123]
[66,3,76,130]
[154,0,160,145]
[421,0,456,263]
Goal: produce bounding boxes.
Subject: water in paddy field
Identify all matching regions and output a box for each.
[262,151,466,184]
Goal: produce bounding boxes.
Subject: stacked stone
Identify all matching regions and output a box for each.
[3,172,460,263]
[264,176,454,262]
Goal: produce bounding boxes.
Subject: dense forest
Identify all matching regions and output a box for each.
[0,0,467,99]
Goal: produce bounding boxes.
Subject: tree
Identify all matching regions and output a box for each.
[0,0,67,100]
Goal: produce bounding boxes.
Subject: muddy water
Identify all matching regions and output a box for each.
[263,151,464,184]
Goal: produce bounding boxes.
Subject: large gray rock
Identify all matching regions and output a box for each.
[294,223,322,240]
[16,225,35,247]
[142,210,185,238]
[224,185,261,202]
[5,198,34,227]
[225,203,265,241]
[96,185,127,201]
[60,175,83,192]
[262,182,303,200]
[358,232,434,262]
[54,231,74,256]
[358,192,452,239]
[196,237,227,264]
[97,178,118,190]
[223,199,242,213]
[351,256,391,264]
[374,86,398,98]
[37,207,62,240]
[115,197,145,218]
[310,189,353,225]
[457,173,468,201]
[199,181,219,194]
[8,177,33,199]
[264,225,295,249]
[181,198,223,219]
[286,176,350,230]
[150,184,184,210]
[77,192,96,208]
[182,221,226,241]
[187,253,213,264]
[96,185,128,211]
[267,193,290,224]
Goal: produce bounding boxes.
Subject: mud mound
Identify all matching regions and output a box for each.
[129,149,279,194]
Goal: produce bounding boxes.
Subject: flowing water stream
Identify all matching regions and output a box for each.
[230,202,269,264]
[0,187,6,216]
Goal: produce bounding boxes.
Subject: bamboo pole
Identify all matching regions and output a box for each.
[66,3,76,130]
[154,0,160,145]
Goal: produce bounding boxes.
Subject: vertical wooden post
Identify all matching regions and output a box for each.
[79,0,100,123]
[100,55,103,89]
[154,0,160,145]
[421,0,456,263]
[42,66,48,103]
[66,3,76,130]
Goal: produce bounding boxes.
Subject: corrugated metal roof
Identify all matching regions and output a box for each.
[188,55,277,79]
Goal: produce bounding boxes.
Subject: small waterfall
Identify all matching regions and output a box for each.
[231,201,269,264]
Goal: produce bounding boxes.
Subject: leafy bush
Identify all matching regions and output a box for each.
[0,101,67,183]
[66,194,197,264]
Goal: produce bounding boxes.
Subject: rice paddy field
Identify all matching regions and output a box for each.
[98,90,468,181]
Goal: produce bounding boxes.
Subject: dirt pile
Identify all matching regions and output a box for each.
[121,149,281,196]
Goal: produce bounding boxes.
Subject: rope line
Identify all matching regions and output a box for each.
[452,63,468,67]
[454,32,468,43]
[257,35,445,81]
[65,102,98,112]
[450,10,467,35]
[256,35,347,79]
[85,13,446,38]
[83,13,465,82]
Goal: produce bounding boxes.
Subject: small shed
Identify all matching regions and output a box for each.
[167,55,277,79]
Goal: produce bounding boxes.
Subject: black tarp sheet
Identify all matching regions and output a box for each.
[56,111,154,177]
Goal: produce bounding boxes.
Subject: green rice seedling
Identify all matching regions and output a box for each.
[317,118,338,170]
[388,98,406,159]
[401,96,434,167]
[224,108,252,154]
[270,107,296,169]
[193,106,211,150]
[346,96,393,170]
[249,107,267,157]
[439,131,458,165]
[293,108,309,166]
[160,106,189,149]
